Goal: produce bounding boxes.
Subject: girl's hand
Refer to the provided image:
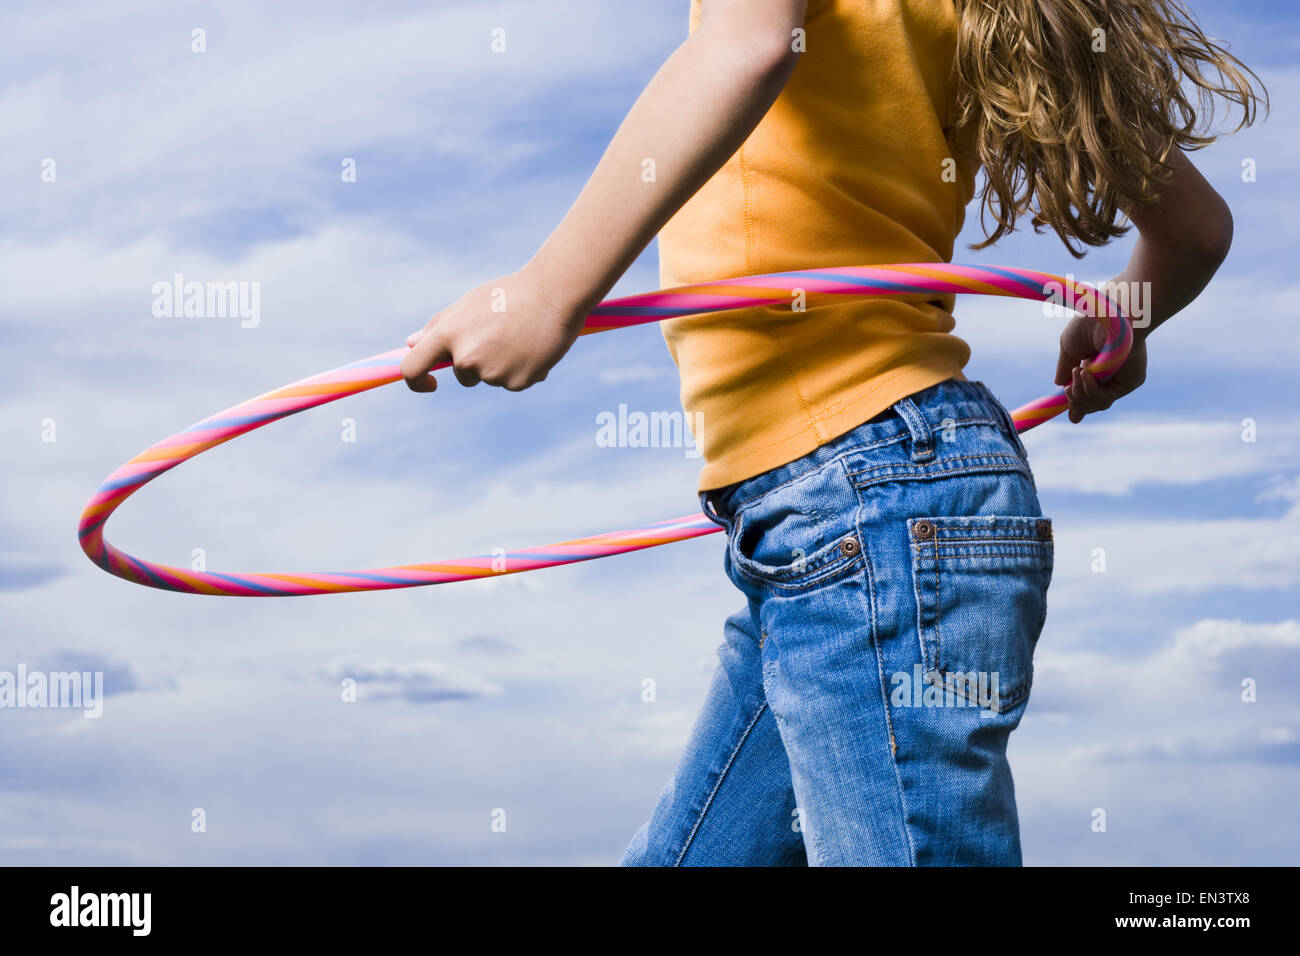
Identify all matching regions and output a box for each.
[1053,313,1148,423]
[400,267,589,393]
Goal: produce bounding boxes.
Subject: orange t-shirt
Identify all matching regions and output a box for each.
[658,0,979,491]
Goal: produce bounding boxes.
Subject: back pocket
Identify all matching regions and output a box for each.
[908,515,1054,712]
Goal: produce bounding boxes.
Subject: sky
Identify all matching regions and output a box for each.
[1,0,1297,866]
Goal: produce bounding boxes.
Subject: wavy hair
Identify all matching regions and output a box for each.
[951,0,1267,256]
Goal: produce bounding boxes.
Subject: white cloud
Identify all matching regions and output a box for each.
[1034,618,1300,715]
[1050,510,1300,604]
[320,655,501,703]
[1024,417,1295,494]
[1256,473,1300,517]
[0,1,681,239]
[598,365,676,386]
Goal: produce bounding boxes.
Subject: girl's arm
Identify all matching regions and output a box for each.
[1055,148,1234,422]
[403,0,809,393]
[1108,148,1234,341]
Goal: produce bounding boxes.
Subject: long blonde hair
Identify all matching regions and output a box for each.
[951,0,1267,256]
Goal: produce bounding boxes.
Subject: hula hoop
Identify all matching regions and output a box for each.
[78,263,1130,597]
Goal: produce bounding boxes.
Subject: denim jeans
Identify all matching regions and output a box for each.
[620,378,1053,866]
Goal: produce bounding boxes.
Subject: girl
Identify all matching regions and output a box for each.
[400,0,1264,865]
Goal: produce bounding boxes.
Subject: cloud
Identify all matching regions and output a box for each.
[1033,618,1300,715]
[1049,509,1300,603]
[46,652,141,696]
[1256,473,1300,517]
[598,365,675,386]
[320,656,501,704]
[456,635,522,657]
[1069,722,1300,766]
[0,553,66,592]
[1024,418,1296,495]
[0,0,681,245]
[612,702,699,760]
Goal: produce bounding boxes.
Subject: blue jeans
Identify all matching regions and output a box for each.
[620,378,1053,866]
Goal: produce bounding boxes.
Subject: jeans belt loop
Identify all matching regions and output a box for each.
[893,396,935,463]
[700,490,728,530]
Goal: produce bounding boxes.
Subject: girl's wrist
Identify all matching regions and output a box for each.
[522,253,600,332]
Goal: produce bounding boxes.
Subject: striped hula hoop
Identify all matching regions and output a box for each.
[77,262,1130,596]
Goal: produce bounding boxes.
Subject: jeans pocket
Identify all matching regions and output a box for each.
[908,514,1054,712]
[727,462,863,591]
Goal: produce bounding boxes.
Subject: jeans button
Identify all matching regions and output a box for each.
[840,536,860,557]
[1036,518,1052,540]
[913,520,935,541]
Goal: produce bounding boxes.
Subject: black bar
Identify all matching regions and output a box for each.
[0,865,1288,941]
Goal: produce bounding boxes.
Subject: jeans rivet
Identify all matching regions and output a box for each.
[1036,519,1052,539]
[913,520,935,540]
[840,537,860,557]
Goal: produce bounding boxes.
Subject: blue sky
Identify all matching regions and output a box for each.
[1,0,1297,865]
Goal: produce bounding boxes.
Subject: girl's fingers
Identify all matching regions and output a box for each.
[1056,314,1105,386]
[400,352,437,392]
[1067,364,1115,423]
[1068,365,1102,423]
[406,314,440,347]
[400,330,452,393]
[1080,366,1114,410]
[1079,364,1101,399]
[1055,349,1076,387]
